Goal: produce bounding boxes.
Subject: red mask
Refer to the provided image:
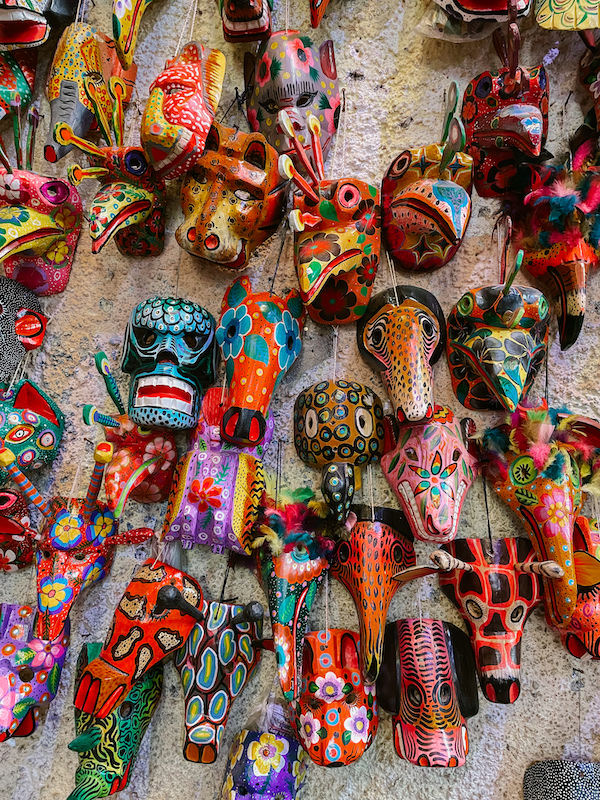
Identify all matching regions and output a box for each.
[0,488,33,571]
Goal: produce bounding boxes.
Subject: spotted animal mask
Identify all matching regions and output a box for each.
[357,286,446,423]
[293,380,385,524]
[161,387,269,554]
[381,406,479,543]
[112,0,156,70]
[331,505,415,684]
[0,603,70,742]
[244,31,339,164]
[218,277,305,447]
[0,0,77,49]
[121,297,218,431]
[0,380,63,481]
[221,0,272,41]
[74,559,203,719]
[176,123,286,270]
[377,618,479,767]
[0,488,33,571]
[291,629,378,766]
[446,284,550,412]
[68,642,163,800]
[45,23,136,163]
[175,600,263,763]
[141,42,225,181]
[461,46,549,198]
[524,760,600,799]
[0,280,47,384]
[382,144,472,273]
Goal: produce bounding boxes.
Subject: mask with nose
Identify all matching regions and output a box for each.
[244,30,339,166]
[121,296,219,431]
[357,286,446,424]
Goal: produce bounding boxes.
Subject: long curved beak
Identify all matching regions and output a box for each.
[0,206,62,260]
[390,180,470,246]
[113,0,154,70]
[545,257,588,351]
[89,182,153,254]
[472,104,544,157]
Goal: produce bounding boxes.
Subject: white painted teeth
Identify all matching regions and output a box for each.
[133,375,194,416]
[136,375,191,392]
[134,396,193,414]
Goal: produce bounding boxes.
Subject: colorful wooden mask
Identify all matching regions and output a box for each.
[357,286,446,423]
[381,406,479,543]
[112,0,155,70]
[0,380,63,479]
[0,168,83,295]
[331,505,416,684]
[121,297,218,431]
[74,559,203,719]
[0,603,69,741]
[291,629,378,766]
[446,283,550,412]
[284,114,381,325]
[174,600,263,763]
[480,405,600,628]
[221,0,272,41]
[176,123,286,269]
[0,488,33,571]
[161,387,269,555]
[377,618,479,767]
[68,642,163,800]
[435,537,545,703]
[535,0,599,27]
[244,31,339,163]
[221,722,309,800]
[0,279,47,384]
[218,277,305,447]
[0,50,36,123]
[45,23,137,163]
[461,37,549,198]
[0,0,77,49]
[524,760,600,799]
[141,42,225,181]
[432,0,531,21]
[293,380,385,524]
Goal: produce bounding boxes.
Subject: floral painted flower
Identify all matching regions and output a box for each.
[29,632,66,670]
[0,175,22,203]
[274,310,302,372]
[114,0,132,19]
[461,98,477,124]
[51,511,83,547]
[143,436,177,472]
[312,277,357,323]
[188,476,222,512]
[38,575,74,616]
[357,254,378,287]
[273,624,293,687]
[534,488,572,537]
[230,733,245,766]
[53,207,78,230]
[344,704,370,743]
[0,675,16,730]
[247,107,260,132]
[220,772,234,799]
[288,38,315,74]
[0,549,17,572]
[298,232,341,265]
[217,305,252,359]
[45,240,70,265]
[324,95,340,135]
[298,709,320,746]
[409,451,457,507]
[81,557,107,588]
[133,480,163,503]
[292,749,310,789]
[315,670,345,702]
[273,549,327,584]
[256,52,273,87]
[248,732,289,776]
[353,199,380,235]
[89,511,114,543]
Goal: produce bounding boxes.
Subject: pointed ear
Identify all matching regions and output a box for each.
[12,381,61,428]
[319,40,337,80]
[340,632,359,669]
[244,51,256,94]
[574,550,600,588]
[445,621,479,719]
[221,276,250,313]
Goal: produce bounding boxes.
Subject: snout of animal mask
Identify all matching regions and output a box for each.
[0,487,33,570]
[446,284,550,411]
[68,642,163,800]
[174,600,263,763]
[357,286,446,423]
[377,618,479,767]
[293,380,385,524]
[331,505,415,684]
[381,406,479,543]
[141,42,225,180]
[218,276,305,448]
[0,279,47,384]
[291,629,378,766]
[176,123,286,270]
[220,0,272,42]
[382,144,472,272]
[0,0,77,49]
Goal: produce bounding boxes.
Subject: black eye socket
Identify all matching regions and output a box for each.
[183,332,202,349]
[119,701,133,719]
[421,317,435,337]
[19,666,34,682]
[72,552,87,561]
[391,541,408,565]
[475,75,492,98]
[337,541,351,564]
[511,604,525,623]
[345,691,357,704]
[297,91,317,108]
[260,99,280,115]
[370,325,384,348]
[452,449,461,461]
[166,85,185,95]
[124,150,148,176]
[41,180,69,205]
[237,788,249,797]
[438,682,452,705]
[139,330,157,347]
[465,599,483,619]
[407,684,423,706]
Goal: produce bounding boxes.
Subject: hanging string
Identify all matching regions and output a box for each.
[368,463,375,522]
[385,251,400,306]
[340,90,348,176]
[175,0,197,56]
[269,222,289,295]
[220,371,228,406]
[220,553,233,601]
[151,528,167,569]
[285,0,290,35]
[331,326,339,382]
[482,478,494,554]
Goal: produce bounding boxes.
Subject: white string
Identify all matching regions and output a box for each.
[331,326,339,381]
[176,0,197,55]
[220,372,227,405]
[285,0,290,34]
[385,251,400,306]
[341,91,348,176]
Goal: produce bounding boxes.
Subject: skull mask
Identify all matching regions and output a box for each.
[357,286,446,423]
[121,297,219,431]
[446,284,550,411]
[220,0,272,42]
[141,42,225,181]
[0,278,47,384]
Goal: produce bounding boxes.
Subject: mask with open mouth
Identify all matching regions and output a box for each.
[220,0,272,42]
[176,122,286,270]
[0,278,47,384]
[121,297,219,431]
[0,0,77,49]
[0,488,33,570]
[0,379,64,482]
[244,30,339,165]
[141,42,225,181]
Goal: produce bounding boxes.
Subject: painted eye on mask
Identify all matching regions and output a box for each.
[369,321,386,349]
[234,189,256,202]
[305,408,318,438]
[183,332,204,350]
[6,425,34,442]
[125,151,149,177]
[297,91,317,108]
[41,180,70,205]
[405,447,418,460]
[86,70,104,85]
[338,183,361,209]
[406,683,423,706]
[136,329,157,348]
[465,598,483,619]
[452,449,461,462]
[166,85,186,95]
[119,701,133,718]
[438,682,452,705]
[137,427,152,436]
[37,431,56,449]
[510,603,525,623]
[260,98,280,115]
[420,314,437,340]
[355,407,373,437]
[337,541,351,564]
[475,75,492,98]
[457,293,474,316]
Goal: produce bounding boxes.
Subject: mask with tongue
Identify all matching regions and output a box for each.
[121,297,219,431]
[0,277,47,384]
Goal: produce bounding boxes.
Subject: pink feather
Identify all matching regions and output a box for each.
[529,442,551,469]
[578,179,600,214]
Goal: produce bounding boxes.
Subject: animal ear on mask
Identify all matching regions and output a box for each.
[221,276,251,313]
[340,631,360,669]
[13,381,62,427]
[444,622,479,719]
[319,40,337,80]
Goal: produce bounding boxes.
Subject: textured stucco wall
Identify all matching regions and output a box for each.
[1,1,600,799]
